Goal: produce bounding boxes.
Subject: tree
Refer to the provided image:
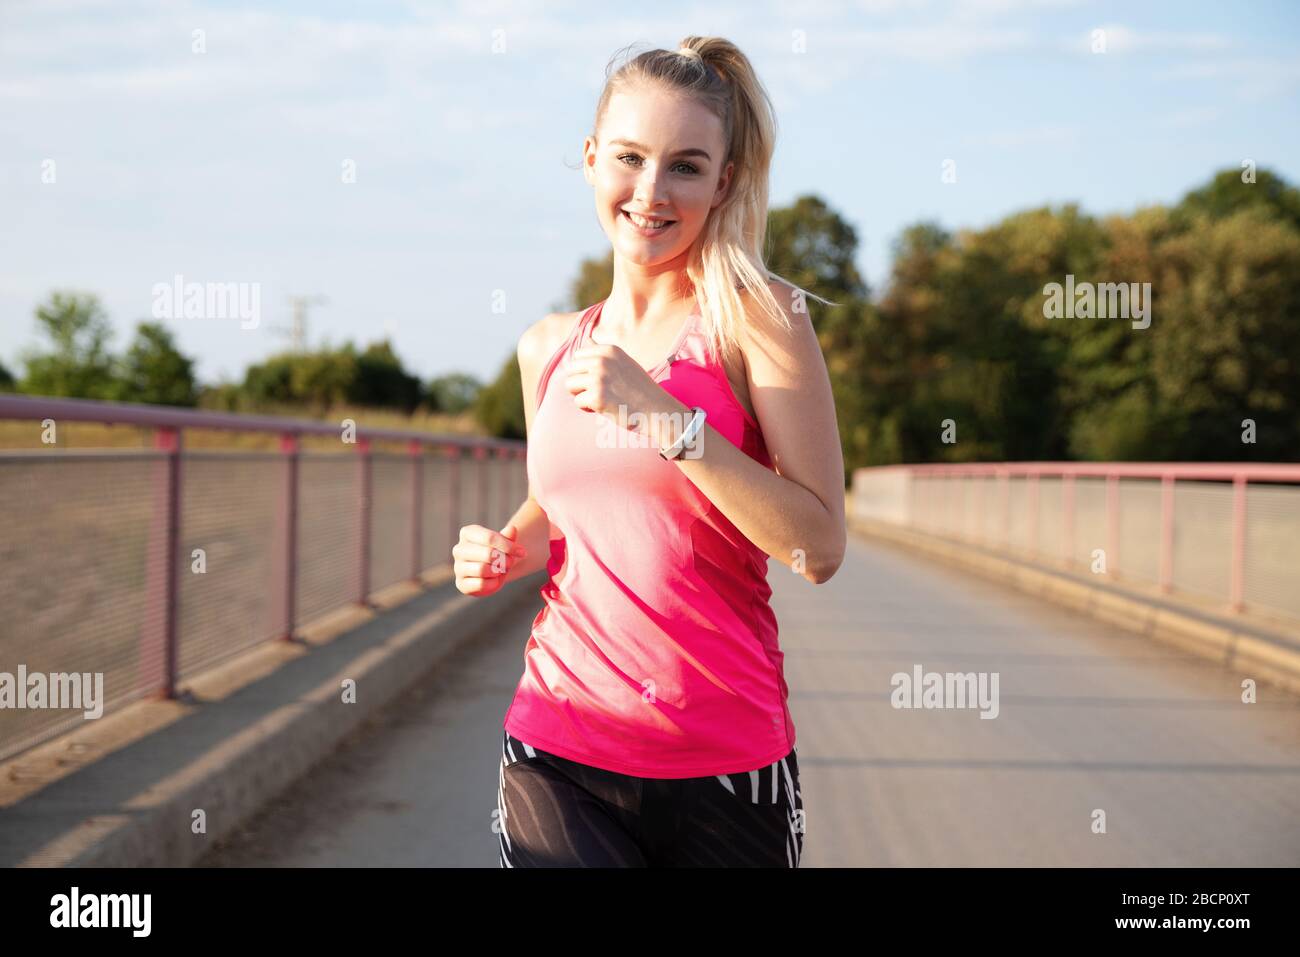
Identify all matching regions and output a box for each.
[0,358,14,392]
[290,347,356,413]
[425,373,480,413]
[348,339,422,412]
[242,354,295,406]
[115,321,199,406]
[474,355,524,440]
[1147,206,1300,459]
[570,252,615,310]
[1174,166,1300,233]
[19,292,119,399]
[766,194,868,302]
[875,167,1300,464]
[767,196,873,478]
[241,348,351,413]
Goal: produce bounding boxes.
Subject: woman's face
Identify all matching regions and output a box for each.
[583,86,733,267]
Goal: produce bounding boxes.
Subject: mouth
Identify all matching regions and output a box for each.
[620,208,677,235]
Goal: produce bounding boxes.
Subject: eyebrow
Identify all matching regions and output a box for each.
[607,139,712,162]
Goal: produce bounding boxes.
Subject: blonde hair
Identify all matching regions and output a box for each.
[592,36,837,362]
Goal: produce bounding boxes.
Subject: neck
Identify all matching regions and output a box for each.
[607,257,693,327]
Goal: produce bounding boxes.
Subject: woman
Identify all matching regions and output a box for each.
[454,36,846,867]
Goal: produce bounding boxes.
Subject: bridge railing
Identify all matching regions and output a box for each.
[0,394,525,762]
[851,462,1300,626]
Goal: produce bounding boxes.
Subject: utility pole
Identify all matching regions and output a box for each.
[277,294,328,352]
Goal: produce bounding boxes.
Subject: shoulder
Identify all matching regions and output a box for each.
[518,310,582,375]
[736,276,815,362]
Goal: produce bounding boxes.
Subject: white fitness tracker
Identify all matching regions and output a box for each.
[659,406,707,460]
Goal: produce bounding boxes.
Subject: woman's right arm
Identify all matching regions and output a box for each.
[453,313,566,596]
[493,497,552,582]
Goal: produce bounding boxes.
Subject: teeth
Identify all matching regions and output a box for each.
[625,211,672,229]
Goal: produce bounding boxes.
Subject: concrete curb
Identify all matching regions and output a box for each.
[6,570,546,868]
[849,516,1300,697]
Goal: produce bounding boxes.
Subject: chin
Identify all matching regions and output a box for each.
[629,237,693,262]
[606,223,697,266]
[614,243,668,266]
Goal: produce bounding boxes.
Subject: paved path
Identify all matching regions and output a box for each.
[199,534,1300,867]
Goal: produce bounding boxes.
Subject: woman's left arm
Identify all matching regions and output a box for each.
[654,284,847,584]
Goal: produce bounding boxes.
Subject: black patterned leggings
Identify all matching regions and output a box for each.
[495,730,804,867]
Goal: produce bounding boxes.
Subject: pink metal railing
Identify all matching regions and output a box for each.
[851,461,1300,621]
[0,393,525,760]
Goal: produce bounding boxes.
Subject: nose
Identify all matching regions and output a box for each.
[632,162,670,208]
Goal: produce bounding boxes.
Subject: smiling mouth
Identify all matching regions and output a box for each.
[621,209,677,232]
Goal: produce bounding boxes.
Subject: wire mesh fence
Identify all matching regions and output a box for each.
[0,395,526,763]
[852,463,1300,627]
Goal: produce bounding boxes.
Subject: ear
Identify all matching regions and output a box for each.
[582,136,597,186]
[711,159,735,209]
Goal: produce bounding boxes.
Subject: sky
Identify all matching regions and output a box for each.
[1,0,1297,387]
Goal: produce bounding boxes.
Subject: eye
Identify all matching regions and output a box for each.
[616,153,699,175]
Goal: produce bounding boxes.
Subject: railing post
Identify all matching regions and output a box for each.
[409,440,423,583]
[1106,473,1120,580]
[356,435,372,607]
[446,445,460,562]
[1027,472,1039,557]
[278,432,299,639]
[498,448,510,526]
[967,471,976,541]
[145,426,182,699]
[1229,474,1247,613]
[1159,474,1175,594]
[1063,473,1075,567]
[956,468,967,538]
[909,470,920,530]
[978,472,988,543]
[951,472,959,539]
[514,448,525,509]
[474,445,489,526]
[999,469,1010,548]
[946,473,956,535]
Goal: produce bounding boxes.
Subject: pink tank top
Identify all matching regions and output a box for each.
[502,296,795,778]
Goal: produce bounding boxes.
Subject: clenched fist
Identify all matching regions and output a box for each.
[453,522,527,597]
